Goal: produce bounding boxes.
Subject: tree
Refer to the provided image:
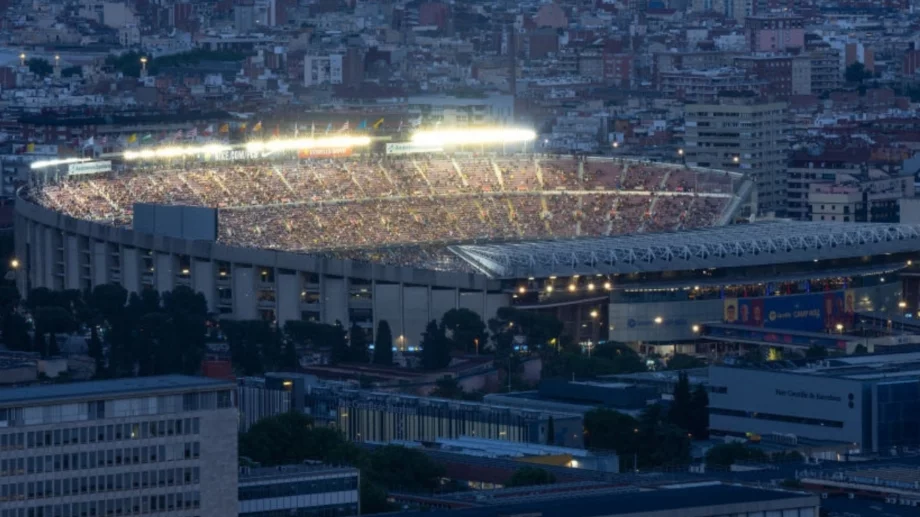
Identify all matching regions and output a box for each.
[33,305,76,357]
[668,372,692,432]
[666,353,705,370]
[584,409,640,453]
[431,375,463,399]
[505,467,556,487]
[441,308,487,354]
[365,445,445,492]
[88,325,105,377]
[420,320,451,370]
[689,384,710,439]
[489,307,563,352]
[805,345,827,359]
[3,313,31,352]
[27,58,53,77]
[62,66,82,78]
[349,322,369,363]
[845,62,870,83]
[162,286,208,374]
[328,320,350,364]
[373,320,394,366]
[853,344,869,355]
[705,443,768,468]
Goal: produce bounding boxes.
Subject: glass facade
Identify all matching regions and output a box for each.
[875,380,920,451]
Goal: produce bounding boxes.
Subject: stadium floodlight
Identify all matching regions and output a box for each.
[30,158,91,170]
[245,136,372,153]
[410,127,536,146]
[124,144,233,161]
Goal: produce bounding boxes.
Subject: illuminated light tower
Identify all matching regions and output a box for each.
[140,56,148,78]
[19,53,26,67]
[53,55,61,79]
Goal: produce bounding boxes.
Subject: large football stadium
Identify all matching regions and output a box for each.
[14,129,914,350]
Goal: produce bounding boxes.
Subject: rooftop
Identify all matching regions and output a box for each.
[0,375,234,407]
[452,221,920,279]
[239,464,359,483]
[717,351,920,381]
[385,484,815,517]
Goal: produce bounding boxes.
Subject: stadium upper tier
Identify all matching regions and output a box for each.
[31,156,748,257]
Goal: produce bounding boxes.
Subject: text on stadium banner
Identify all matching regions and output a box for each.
[385,143,444,155]
[297,148,353,159]
[68,161,112,176]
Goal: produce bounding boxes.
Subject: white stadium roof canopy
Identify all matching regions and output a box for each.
[450,221,920,279]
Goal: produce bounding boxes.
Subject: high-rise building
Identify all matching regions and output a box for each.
[0,376,238,517]
[683,97,789,216]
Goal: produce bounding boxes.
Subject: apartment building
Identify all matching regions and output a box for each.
[0,376,238,517]
[683,97,789,215]
[786,147,870,220]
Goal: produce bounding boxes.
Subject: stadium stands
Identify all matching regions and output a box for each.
[32,155,739,269]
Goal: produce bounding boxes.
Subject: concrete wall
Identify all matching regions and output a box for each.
[15,198,504,348]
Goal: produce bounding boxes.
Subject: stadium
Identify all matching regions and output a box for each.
[12,129,915,352]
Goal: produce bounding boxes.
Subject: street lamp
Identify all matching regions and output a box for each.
[19,53,26,66]
[835,323,844,333]
[9,258,19,270]
[590,310,599,319]
[654,316,663,324]
[677,148,684,156]
[732,156,740,164]
[140,56,148,73]
[692,324,700,333]
[612,142,619,149]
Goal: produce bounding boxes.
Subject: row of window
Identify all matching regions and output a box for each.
[239,476,359,501]
[0,492,201,517]
[709,408,844,428]
[243,504,358,517]
[0,442,200,477]
[0,467,200,502]
[0,418,201,452]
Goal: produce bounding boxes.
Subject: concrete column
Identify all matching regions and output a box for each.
[65,235,80,290]
[276,272,300,325]
[156,253,174,294]
[192,260,216,312]
[122,248,140,294]
[92,241,108,286]
[233,267,257,320]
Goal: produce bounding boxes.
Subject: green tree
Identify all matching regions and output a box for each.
[62,66,82,78]
[349,322,369,363]
[853,344,869,355]
[442,308,488,354]
[373,320,394,366]
[689,384,710,439]
[223,320,275,375]
[705,443,768,468]
[162,286,208,374]
[88,326,105,377]
[505,467,556,487]
[27,58,53,77]
[489,307,563,352]
[845,62,869,83]
[420,320,451,370]
[668,372,692,432]
[3,313,31,352]
[805,345,827,359]
[329,320,350,364]
[584,409,639,453]
[33,305,76,357]
[431,375,464,399]
[365,445,445,492]
[666,353,705,370]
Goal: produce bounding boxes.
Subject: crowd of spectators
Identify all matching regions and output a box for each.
[33,154,737,269]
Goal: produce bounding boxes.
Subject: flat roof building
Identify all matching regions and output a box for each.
[0,375,239,517]
[709,353,920,453]
[238,465,359,517]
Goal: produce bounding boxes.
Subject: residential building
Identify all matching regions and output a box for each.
[745,14,805,53]
[305,385,584,447]
[786,147,871,221]
[659,68,766,102]
[0,375,239,517]
[303,54,343,87]
[809,174,915,224]
[808,49,841,94]
[238,465,359,517]
[683,97,789,215]
[734,54,794,98]
[406,94,514,126]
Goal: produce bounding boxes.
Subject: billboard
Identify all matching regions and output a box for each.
[724,290,856,333]
[385,142,443,155]
[68,161,112,176]
[298,147,352,159]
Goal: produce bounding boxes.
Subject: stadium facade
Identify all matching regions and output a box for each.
[14,153,917,350]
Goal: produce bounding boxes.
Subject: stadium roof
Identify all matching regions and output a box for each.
[451,221,920,279]
[0,375,233,407]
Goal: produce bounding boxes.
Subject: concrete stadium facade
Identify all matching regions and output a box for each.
[14,198,507,349]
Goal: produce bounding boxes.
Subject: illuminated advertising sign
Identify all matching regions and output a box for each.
[385,143,443,155]
[297,147,353,159]
[724,290,855,333]
[68,161,112,176]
